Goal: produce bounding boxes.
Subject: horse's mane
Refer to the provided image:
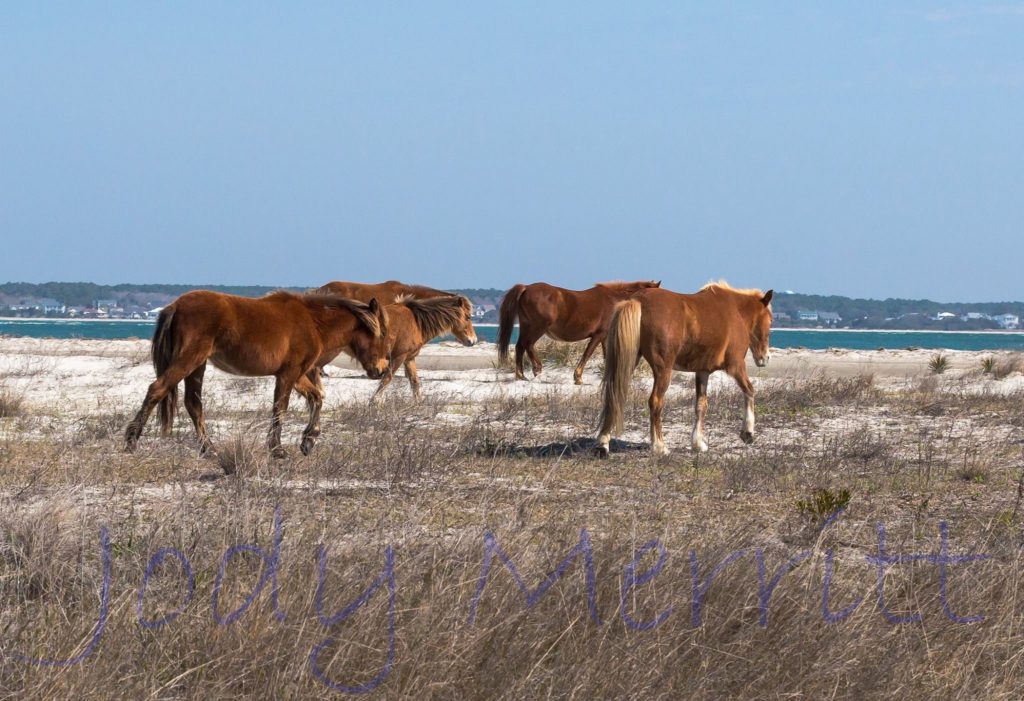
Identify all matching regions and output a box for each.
[396,295,469,339]
[700,279,764,297]
[275,290,385,337]
[594,280,657,291]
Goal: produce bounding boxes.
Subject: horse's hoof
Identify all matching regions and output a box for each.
[596,445,610,459]
[740,430,754,444]
[270,446,288,459]
[573,377,583,386]
[692,440,709,453]
[652,445,670,457]
[300,438,316,456]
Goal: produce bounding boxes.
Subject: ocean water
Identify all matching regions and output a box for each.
[3,318,1024,351]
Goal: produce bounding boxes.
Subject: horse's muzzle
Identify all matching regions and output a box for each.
[755,354,770,368]
[462,337,477,347]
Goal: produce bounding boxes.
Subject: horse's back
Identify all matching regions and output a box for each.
[319,280,447,304]
[633,287,751,370]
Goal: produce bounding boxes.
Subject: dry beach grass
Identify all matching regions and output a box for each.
[1,340,1024,699]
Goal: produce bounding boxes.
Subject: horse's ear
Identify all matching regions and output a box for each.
[655,280,662,288]
[761,290,773,306]
[368,298,379,314]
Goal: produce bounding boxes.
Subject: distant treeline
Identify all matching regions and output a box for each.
[1,282,1022,329]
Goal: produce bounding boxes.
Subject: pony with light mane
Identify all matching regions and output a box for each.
[371,295,478,402]
[597,281,774,456]
[498,280,661,384]
[124,289,391,463]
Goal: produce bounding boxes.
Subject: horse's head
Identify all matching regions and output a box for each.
[450,296,478,347]
[351,298,392,379]
[749,290,774,367]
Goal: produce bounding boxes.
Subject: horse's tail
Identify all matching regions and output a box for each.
[498,284,525,364]
[152,305,179,436]
[599,299,642,436]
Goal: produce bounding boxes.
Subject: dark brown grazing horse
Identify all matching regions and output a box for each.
[498,281,661,384]
[317,280,452,304]
[124,290,390,462]
[371,295,477,402]
[597,282,773,456]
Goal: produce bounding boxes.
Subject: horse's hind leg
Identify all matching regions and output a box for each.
[125,361,199,452]
[573,335,603,385]
[691,371,710,452]
[730,367,756,444]
[514,333,529,380]
[184,363,213,455]
[649,366,673,456]
[293,374,324,456]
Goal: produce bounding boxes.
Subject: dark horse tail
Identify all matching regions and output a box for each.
[498,284,526,364]
[152,305,178,436]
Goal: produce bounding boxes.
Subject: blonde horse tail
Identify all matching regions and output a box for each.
[599,299,642,437]
[152,306,179,436]
[498,284,525,364]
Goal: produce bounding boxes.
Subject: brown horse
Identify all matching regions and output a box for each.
[498,281,661,384]
[597,282,773,456]
[124,290,391,461]
[371,295,477,402]
[317,280,452,304]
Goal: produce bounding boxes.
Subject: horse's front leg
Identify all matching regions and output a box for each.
[692,371,710,452]
[370,353,404,404]
[649,367,673,456]
[573,335,603,385]
[730,368,756,444]
[268,373,298,458]
[404,357,423,400]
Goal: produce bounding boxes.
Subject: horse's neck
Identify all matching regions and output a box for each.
[313,306,360,349]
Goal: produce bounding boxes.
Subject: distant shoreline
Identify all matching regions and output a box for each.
[2,317,1023,335]
[466,323,1024,335]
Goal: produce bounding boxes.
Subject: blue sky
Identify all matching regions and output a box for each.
[2,3,1022,300]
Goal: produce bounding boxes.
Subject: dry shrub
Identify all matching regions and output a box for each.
[534,338,586,368]
[0,381,25,418]
[758,373,876,413]
[216,431,267,476]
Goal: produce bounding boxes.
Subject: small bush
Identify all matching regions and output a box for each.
[796,487,851,522]
[534,339,584,368]
[928,353,949,374]
[981,356,997,375]
[0,384,24,418]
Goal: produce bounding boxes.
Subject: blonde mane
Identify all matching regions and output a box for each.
[700,279,764,297]
[396,295,470,339]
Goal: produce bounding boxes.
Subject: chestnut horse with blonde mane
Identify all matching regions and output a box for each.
[498,280,661,384]
[124,290,391,463]
[371,295,477,402]
[597,282,773,456]
[317,280,452,304]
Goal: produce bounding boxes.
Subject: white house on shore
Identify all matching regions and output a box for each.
[995,313,1020,329]
[145,307,164,319]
